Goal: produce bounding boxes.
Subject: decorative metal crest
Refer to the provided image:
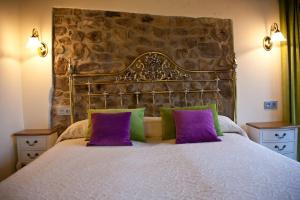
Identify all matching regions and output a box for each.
[116,52,191,81]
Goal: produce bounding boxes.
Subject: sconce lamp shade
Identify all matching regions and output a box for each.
[26,28,48,57]
[271,31,286,42]
[26,36,42,49]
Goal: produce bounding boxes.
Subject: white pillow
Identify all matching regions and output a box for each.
[144,117,162,139]
[218,115,248,137]
[56,119,88,143]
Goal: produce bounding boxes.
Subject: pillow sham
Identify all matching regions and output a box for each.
[87,112,132,146]
[173,109,221,144]
[218,115,248,137]
[144,117,162,139]
[56,119,88,143]
[86,108,145,142]
[160,104,223,140]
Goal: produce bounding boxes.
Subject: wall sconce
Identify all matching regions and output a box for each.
[26,28,48,57]
[263,23,286,51]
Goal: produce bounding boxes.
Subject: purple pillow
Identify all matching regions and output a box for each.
[173,109,221,144]
[87,112,132,146]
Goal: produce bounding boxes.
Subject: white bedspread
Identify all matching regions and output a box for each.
[1,134,300,200]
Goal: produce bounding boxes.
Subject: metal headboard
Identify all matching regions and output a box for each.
[68,51,237,124]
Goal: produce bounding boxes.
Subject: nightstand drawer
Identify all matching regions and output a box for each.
[262,129,295,142]
[262,142,294,154]
[19,150,45,162]
[17,136,47,150]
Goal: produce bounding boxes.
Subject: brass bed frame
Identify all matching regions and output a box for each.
[68,51,237,124]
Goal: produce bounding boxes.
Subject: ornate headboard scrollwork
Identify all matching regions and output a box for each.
[68,51,237,124]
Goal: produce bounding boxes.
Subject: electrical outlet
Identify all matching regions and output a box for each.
[57,106,71,115]
[264,101,278,110]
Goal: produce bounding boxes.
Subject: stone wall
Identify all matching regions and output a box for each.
[52,8,235,131]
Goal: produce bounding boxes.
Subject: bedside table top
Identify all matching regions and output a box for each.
[246,121,300,129]
[14,128,58,136]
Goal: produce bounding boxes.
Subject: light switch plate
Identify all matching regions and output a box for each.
[56,106,71,115]
[264,101,278,110]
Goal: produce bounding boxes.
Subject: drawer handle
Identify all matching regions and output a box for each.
[274,145,286,151]
[26,140,38,146]
[26,153,39,159]
[274,133,286,139]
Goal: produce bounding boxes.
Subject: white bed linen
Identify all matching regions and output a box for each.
[55,115,248,143]
[1,134,300,200]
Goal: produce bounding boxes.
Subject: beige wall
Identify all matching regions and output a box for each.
[0,0,283,179]
[19,0,282,129]
[0,0,24,181]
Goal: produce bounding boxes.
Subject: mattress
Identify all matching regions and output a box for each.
[1,133,300,200]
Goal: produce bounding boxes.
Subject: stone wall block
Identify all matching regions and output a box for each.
[55,44,65,55]
[169,40,179,48]
[86,31,102,42]
[137,37,152,46]
[54,90,63,97]
[54,16,63,24]
[113,28,128,41]
[173,17,197,27]
[55,26,67,36]
[58,36,72,45]
[183,60,197,70]
[70,30,84,41]
[198,42,222,58]
[73,9,82,16]
[190,27,209,35]
[72,43,90,59]
[198,58,214,70]
[188,49,198,58]
[90,53,113,62]
[127,30,137,40]
[77,62,101,72]
[173,28,188,36]
[85,10,103,17]
[115,18,132,27]
[136,46,155,54]
[134,24,150,33]
[55,76,69,91]
[152,27,170,39]
[53,8,72,15]
[153,40,165,48]
[92,44,105,52]
[105,41,117,53]
[141,15,154,23]
[103,19,113,29]
[55,57,68,75]
[183,37,198,48]
[175,49,188,59]
[105,11,121,18]
[212,25,230,42]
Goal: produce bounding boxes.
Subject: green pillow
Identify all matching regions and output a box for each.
[86,108,145,142]
[160,104,223,140]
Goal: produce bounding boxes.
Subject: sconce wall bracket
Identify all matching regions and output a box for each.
[263,36,272,51]
[38,42,48,57]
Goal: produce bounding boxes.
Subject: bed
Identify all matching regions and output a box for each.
[1,52,300,200]
[1,116,300,200]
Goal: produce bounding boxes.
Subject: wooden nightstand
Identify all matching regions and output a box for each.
[14,128,58,170]
[246,122,299,160]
